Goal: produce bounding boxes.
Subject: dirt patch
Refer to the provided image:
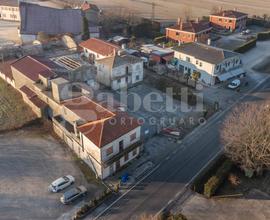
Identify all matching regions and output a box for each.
[252,56,270,73]
[0,78,36,132]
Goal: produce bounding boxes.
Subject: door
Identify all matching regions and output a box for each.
[116,160,121,170]
[119,140,124,152]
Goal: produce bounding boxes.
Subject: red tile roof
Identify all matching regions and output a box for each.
[211,10,248,18]
[81,1,99,11]
[79,38,120,57]
[20,85,47,109]
[78,112,141,148]
[11,56,56,82]
[168,20,211,33]
[0,59,16,80]
[62,96,115,122]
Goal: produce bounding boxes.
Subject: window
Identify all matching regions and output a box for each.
[186,57,191,62]
[106,147,113,156]
[199,62,202,67]
[132,148,137,156]
[117,78,121,83]
[124,153,129,161]
[176,32,180,36]
[130,132,136,142]
[136,75,140,81]
[196,60,199,65]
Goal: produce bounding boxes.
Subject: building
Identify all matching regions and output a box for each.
[172,43,245,85]
[8,54,142,179]
[79,38,121,62]
[19,2,83,43]
[209,10,248,31]
[166,19,212,43]
[53,96,142,179]
[95,54,144,90]
[0,0,20,21]
[141,44,174,64]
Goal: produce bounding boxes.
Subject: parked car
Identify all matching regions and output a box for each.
[60,185,87,204]
[48,175,75,193]
[227,79,241,89]
[241,29,251,35]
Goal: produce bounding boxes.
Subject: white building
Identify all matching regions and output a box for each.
[53,96,142,179]
[95,54,144,90]
[0,0,20,21]
[79,38,121,62]
[172,43,245,85]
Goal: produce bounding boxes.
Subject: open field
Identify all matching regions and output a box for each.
[0,78,36,132]
[90,0,270,20]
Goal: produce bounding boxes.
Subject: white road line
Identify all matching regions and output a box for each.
[93,164,161,220]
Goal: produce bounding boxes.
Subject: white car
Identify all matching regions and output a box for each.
[60,185,87,204]
[48,175,75,193]
[228,79,241,89]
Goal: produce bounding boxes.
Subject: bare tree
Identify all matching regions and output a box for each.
[182,5,193,22]
[210,5,220,14]
[222,102,270,177]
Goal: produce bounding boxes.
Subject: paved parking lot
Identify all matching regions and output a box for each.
[0,127,103,220]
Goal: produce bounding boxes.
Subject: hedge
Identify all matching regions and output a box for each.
[234,38,257,53]
[154,35,166,44]
[257,31,270,41]
[203,159,233,198]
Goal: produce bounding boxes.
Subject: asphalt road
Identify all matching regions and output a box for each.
[94,76,270,220]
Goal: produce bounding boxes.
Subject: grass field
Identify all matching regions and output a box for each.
[0,78,36,132]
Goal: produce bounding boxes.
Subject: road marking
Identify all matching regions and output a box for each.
[93,164,161,220]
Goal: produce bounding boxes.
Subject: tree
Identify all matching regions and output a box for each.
[191,71,201,88]
[37,31,50,43]
[82,16,90,40]
[222,103,270,177]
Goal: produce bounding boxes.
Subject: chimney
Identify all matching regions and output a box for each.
[234,7,237,11]
[196,17,200,23]
[180,20,183,30]
[177,17,181,25]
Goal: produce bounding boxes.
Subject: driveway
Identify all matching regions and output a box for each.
[0,127,103,220]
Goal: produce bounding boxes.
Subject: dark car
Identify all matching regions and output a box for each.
[60,185,87,204]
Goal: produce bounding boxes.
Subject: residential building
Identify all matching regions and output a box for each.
[172,43,245,85]
[95,54,144,90]
[209,10,248,31]
[8,54,142,179]
[81,1,100,26]
[79,38,121,62]
[166,19,212,43]
[0,0,20,21]
[19,2,83,43]
[53,96,142,179]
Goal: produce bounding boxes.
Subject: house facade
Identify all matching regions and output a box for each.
[0,0,20,21]
[79,38,121,62]
[209,10,248,31]
[173,43,245,85]
[95,54,144,90]
[166,19,212,43]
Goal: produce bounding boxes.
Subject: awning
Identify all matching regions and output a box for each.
[217,68,246,81]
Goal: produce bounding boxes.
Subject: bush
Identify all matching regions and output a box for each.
[234,38,257,53]
[257,31,270,41]
[203,160,233,198]
[154,35,166,44]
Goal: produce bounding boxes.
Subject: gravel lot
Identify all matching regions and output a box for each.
[0,127,103,220]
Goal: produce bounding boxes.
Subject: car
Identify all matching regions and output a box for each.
[60,185,87,204]
[227,79,241,89]
[48,175,75,193]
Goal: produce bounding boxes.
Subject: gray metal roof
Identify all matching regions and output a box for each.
[19,2,82,35]
[173,43,239,64]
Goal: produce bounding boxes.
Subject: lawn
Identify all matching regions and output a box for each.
[0,78,36,132]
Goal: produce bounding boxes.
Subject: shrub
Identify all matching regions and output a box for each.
[257,31,270,41]
[203,160,233,198]
[234,38,257,53]
[154,35,166,44]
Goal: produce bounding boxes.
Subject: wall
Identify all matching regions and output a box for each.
[131,62,144,84]
[11,67,35,89]
[21,93,43,118]
[19,34,37,44]
[0,5,20,21]
[210,15,247,31]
